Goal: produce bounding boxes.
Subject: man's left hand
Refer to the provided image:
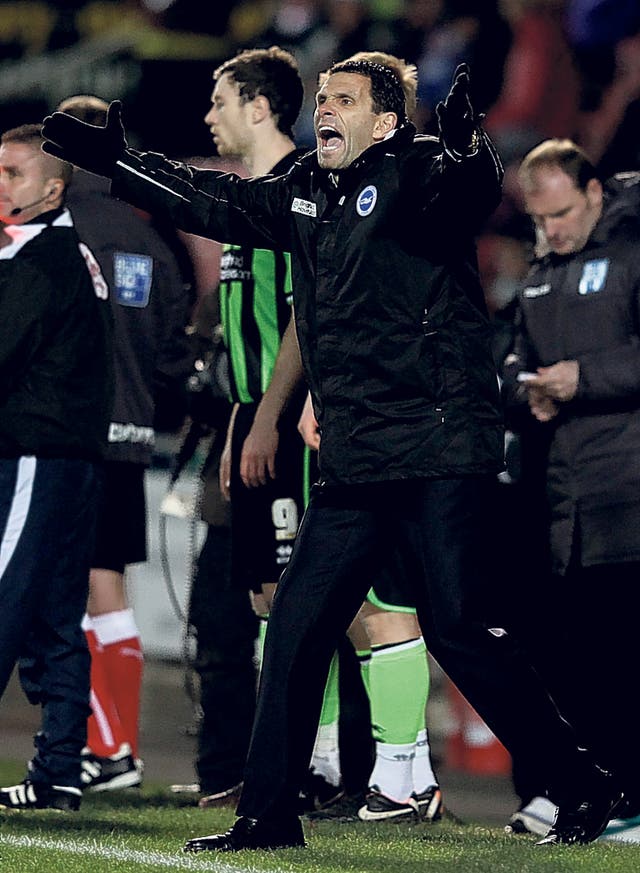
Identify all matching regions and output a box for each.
[42,100,127,178]
[527,386,559,422]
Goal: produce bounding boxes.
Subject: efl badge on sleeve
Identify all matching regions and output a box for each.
[578,258,609,296]
[113,252,153,307]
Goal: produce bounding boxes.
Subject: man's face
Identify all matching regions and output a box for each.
[522,166,603,256]
[204,73,253,159]
[0,141,52,226]
[314,72,393,170]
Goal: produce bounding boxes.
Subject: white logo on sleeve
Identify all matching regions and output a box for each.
[356,185,377,217]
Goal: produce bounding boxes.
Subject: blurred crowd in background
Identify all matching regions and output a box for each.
[1,0,639,318]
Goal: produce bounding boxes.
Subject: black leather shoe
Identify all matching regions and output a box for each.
[183,815,306,852]
[536,789,624,846]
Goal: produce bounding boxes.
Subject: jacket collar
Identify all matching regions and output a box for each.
[269,147,308,177]
[0,207,71,259]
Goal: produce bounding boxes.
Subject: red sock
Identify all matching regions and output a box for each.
[101,635,144,758]
[85,627,127,757]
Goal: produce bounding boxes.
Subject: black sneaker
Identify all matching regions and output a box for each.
[357,786,419,821]
[537,785,624,846]
[505,796,556,836]
[412,785,443,821]
[0,779,81,811]
[298,768,344,813]
[80,742,142,792]
[615,796,640,821]
[305,792,366,821]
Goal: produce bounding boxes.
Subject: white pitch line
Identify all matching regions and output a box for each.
[0,834,284,873]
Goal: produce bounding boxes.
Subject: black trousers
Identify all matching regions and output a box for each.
[517,561,640,807]
[189,525,258,794]
[0,457,98,789]
[237,476,592,820]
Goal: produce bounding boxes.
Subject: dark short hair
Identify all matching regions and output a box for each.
[214,46,303,138]
[519,139,600,192]
[57,94,108,126]
[1,122,73,186]
[327,59,408,125]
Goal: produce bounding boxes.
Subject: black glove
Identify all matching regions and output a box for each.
[42,100,127,178]
[435,64,481,160]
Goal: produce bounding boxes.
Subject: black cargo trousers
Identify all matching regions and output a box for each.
[236,475,595,821]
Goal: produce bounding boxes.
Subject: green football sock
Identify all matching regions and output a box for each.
[356,647,372,696]
[369,637,429,745]
[319,650,340,728]
[367,637,429,800]
[310,651,341,786]
[255,614,268,673]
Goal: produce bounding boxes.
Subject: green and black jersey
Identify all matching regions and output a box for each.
[220,244,292,404]
[219,150,301,405]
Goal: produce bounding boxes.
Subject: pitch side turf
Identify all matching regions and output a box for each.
[0,765,638,873]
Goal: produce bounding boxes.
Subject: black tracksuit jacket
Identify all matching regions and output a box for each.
[0,207,112,460]
[504,176,640,574]
[111,124,505,484]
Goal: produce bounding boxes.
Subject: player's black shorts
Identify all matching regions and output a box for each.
[92,460,147,574]
[230,402,310,593]
[367,547,417,613]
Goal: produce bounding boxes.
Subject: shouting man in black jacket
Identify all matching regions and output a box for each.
[42,60,623,849]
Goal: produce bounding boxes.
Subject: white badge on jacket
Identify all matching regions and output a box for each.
[578,258,609,296]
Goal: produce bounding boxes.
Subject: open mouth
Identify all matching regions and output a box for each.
[318,126,344,153]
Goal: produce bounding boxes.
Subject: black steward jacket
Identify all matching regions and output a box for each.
[503,174,640,574]
[112,125,505,484]
[67,170,193,465]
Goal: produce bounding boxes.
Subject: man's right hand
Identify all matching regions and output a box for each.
[42,100,127,178]
[298,392,320,451]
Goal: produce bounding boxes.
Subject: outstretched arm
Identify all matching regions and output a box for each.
[42,103,293,251]
[419,64,503,231]
[435,63,483,164]
[43,100,127,178]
